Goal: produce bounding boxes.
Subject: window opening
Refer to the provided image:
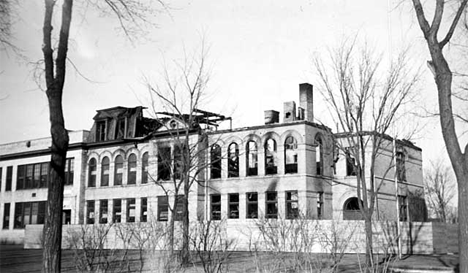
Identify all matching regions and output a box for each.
[158,196,169,221]
[228,193,239,219]
[158,146,171,181]
[285,136,298,173]
[211,144,222,179]
[113,199,122,223]
[265,192,278,219]
[246,141,258,176]
[228,143,239,178]
[100,200,108,224]
[211,194,221,220]
[286,191,299,219]
[141,198,148,222]
[86,200,95,224]
[246,192,258,219]
[265,139,277,175]
[101,157,110,187]
[88,159,97,187]
[142,152,149,184]
[114,155,123,186]
[127,198,136,222]
[128,154,137,185]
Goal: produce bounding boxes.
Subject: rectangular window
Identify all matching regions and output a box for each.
[246,192,258,219]
[228,193,239,219]
[115,118,125,140]
[17,165,25,190]
[265,192,278,219]
[3,203,10,229]
[26,165,33,189]
[346,148,357,176]
[127,198,136,222]
[113,199,122,223]
[396,152,406,182]
[158,146,171,181]
[13,201,46,229]
[65,158,74,185]
[14,203,23,229]
[158,196,168,221]
[317,192,323,219]
[38,202,46,225]
[63,209,71,225]
[86,200,95,224]
[33,163,41,188]
[0,167,2,191]
[398,195,408,221]
[141,198,148,222]
[99,200,108,224]
[6,166,12,191]
[286,191,299,219]
[173,145,184,180]
[211,194,221,220]
[97,121,107,141]
[40,163,48,188]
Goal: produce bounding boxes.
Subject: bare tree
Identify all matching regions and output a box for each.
[146,42,230,265]
[39,1,165,272]
[0,0,20,53]
[313,39,420,271]
[424,160,456,223]
[410,1,468,271]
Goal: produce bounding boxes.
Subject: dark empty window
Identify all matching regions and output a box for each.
[6,166,12,191]
[158,146,171,181]
[246,192,258,219]
[228,143,239,178]
[141,198,148,222]
[86,200,95,224]
[41,163,49,187]
[228,194,239,219]
[0,167,2,192]
[99,200,108,224]
[211,194,221,220]
[127,198,136,222]
[286,191,299,219]
[127,154,137,185]
[265,139,277,175]
[246,141,258,176]
[88,159,97,187]
[398,195,408,221]
[285,136,298,173]
[114,155,123,186]
[96,121,107,141]
[315,135,323,175]
[113,199,122,223]
[115,118,125,139]
[101,157,110,187]
[158,196,168,221]
[396,151,406,182]
[211,144,222,179]
[173,145,185,180]
[142,152,149,184]
[317,192,323,219]
[265,192,278,219]
[346,148,357,176]
[3,203,10,230]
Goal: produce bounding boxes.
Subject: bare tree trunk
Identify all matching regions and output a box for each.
[41,0,73,272]
[181,176,190,265]
[364,216,373,272]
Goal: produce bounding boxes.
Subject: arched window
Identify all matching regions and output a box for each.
[127,154,137,185]
[315,135,323,175]
[211,144,222,179]
[114,155,123,186]
[101,157,109,187]
[246,140,258,176]
[228,142,239,178]
[284,136,298,174]
[88,158,97,187]
[265,139,277,175]
[343,197,363,220]
[141,152,149,184]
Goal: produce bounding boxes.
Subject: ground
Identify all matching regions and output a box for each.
[0,244,459,272]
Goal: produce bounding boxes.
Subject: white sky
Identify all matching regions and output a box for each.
[0,0,467,173]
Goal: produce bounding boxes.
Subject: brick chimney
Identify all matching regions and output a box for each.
[264,110,279,124]
[283,101,296,123]
[299,83,313,122]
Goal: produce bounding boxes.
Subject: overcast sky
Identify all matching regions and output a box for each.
[1,0,467,172]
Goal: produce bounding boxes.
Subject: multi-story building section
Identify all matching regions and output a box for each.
[0,83,425,244]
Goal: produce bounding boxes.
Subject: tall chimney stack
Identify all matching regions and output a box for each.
[299,83,313,122]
